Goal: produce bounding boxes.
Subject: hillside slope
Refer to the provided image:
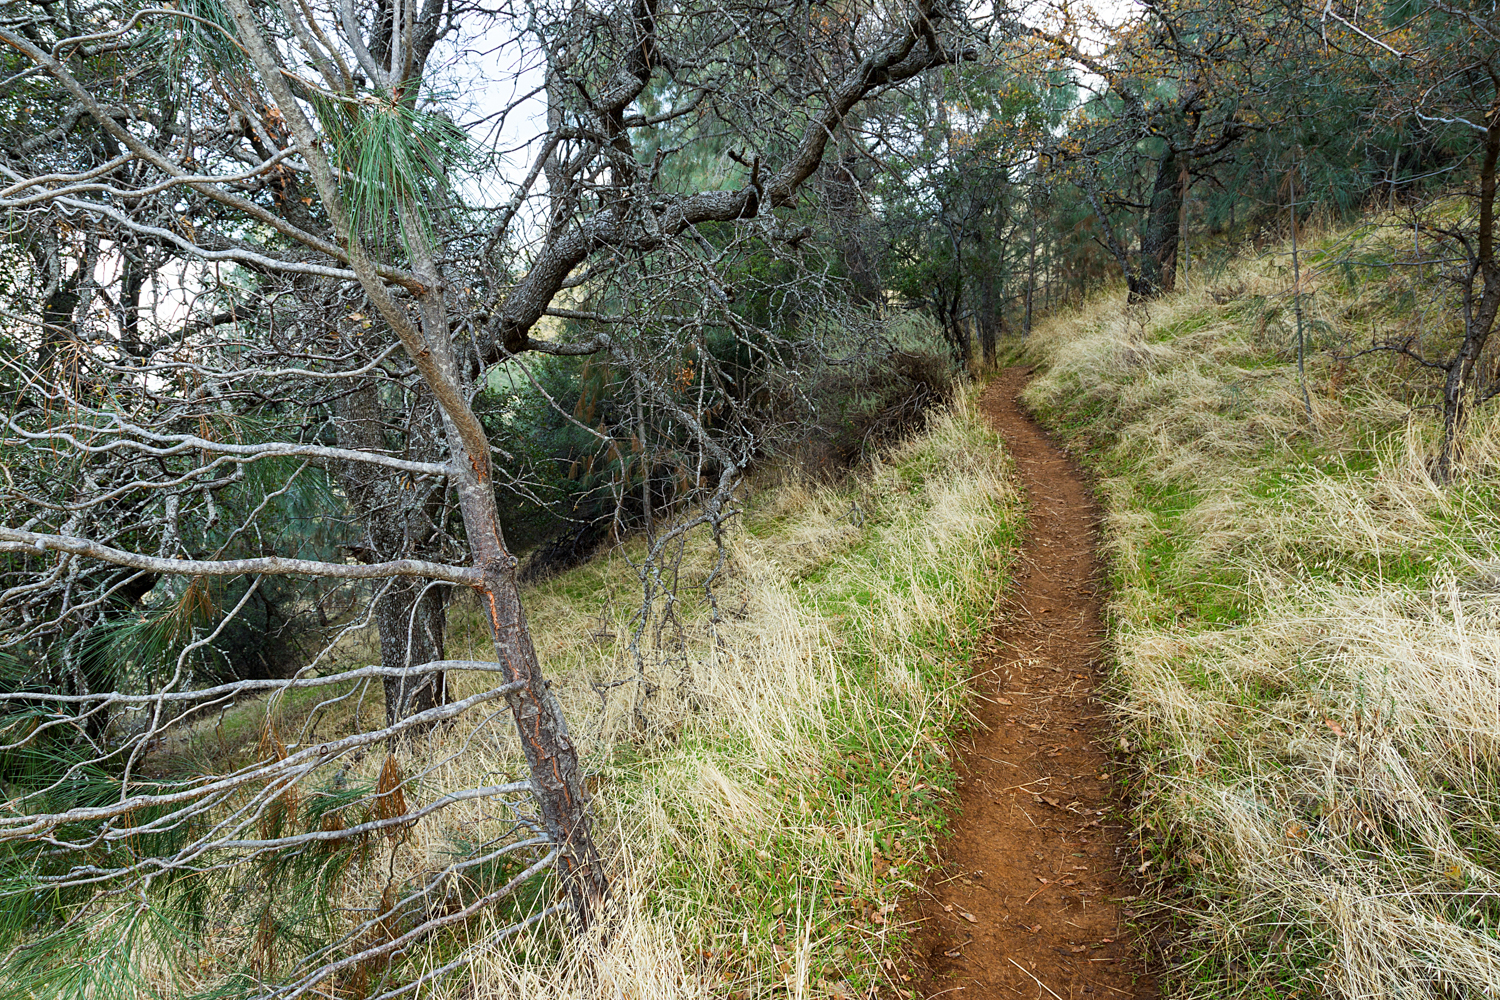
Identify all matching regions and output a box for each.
[218,390,1024,1000]
[1020,227,1500,998]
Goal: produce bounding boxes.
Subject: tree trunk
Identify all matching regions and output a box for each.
[976,193,1008,366]
[937,287,970,367]
[1436,116,1500,481]
[1438,357,1473,480]
[119,253,145,358]
[374,579,448,727]
[1131,146,1185,302]
[333,381,451,726]
[390,198,609,927]
[977,271,998,367]
[1024,183,1039,337]
[37,281,78,377]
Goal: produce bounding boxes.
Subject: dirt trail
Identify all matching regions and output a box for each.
[911,369,1156,1000]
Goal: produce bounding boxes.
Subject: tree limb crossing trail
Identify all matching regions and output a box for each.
[913,369,1158,999]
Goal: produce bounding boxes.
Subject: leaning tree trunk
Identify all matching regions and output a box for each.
[394,198,610,925]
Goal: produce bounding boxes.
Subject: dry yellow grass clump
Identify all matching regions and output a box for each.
[1022,225,1500,998]
[383,392,1023,999]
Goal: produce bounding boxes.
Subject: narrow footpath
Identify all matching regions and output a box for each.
[912,369,1157,999]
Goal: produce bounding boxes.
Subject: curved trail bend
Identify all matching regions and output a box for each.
[914,369,1157,1000]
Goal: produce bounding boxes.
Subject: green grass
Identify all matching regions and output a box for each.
[9,392,1023,1000]
[358,390,1029,1000]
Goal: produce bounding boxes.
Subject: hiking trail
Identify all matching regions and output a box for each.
[912,368,1157,1000]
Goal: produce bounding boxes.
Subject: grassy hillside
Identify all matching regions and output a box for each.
[133,390,1022,1000]
[1020,221,1500,998]
[447,393,1023,998]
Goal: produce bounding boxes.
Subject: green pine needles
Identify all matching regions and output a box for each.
[319,95,472,250]
[142,0,247,91]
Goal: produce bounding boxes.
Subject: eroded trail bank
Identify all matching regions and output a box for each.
[913,369,1157,1000]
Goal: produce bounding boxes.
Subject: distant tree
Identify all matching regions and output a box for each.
[1039,0,1322,301]
[879,52,1070,362]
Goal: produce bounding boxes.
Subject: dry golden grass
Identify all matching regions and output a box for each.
[78,388,1015,1000]
[1021,227,1500,998]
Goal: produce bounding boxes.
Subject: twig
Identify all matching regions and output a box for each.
[1288,160,1316,429]
[1008,958,1066,1000]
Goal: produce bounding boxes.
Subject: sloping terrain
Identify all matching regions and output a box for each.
[1020,227,1500,998]
[148,390,1026,1000]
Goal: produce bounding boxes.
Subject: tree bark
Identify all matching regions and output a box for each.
[398,200,609,925]
[374,580,448,727]
[1436,115,1500,480]
[977,269,998,366]
[1024,177,1039,337]
[1131,146,1185,302]
[333,381,451,728]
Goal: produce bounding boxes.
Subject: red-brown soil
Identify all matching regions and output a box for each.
[910,368,1157,1000]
